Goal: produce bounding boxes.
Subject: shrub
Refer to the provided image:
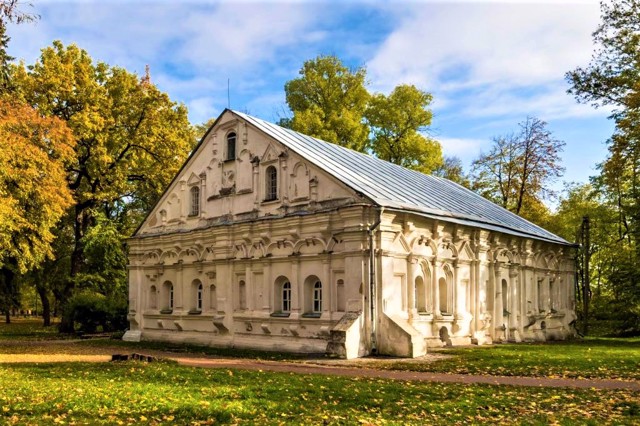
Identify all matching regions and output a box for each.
[64,292,127,333]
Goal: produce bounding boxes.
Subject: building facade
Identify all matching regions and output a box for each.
[124,110,577,358]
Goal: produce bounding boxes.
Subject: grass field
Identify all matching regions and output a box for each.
[0,319,639,425]
[374,338,640,380]
[0,318,64,340]
[1,360,639,425]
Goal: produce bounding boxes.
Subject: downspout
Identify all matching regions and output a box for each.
[368,207,382,354]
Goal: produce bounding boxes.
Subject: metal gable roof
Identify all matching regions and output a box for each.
[232,110,570,246]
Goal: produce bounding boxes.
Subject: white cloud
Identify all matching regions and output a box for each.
[453,83,613,122]
[178,3,318,72]
[437,136,487,165]
[367,3,601,92]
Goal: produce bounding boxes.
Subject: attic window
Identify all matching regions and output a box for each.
[189,186,200,216]
[226,132,236,160]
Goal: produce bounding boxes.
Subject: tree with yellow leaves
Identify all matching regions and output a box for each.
[12,41,195,330]
[0,98,75,322]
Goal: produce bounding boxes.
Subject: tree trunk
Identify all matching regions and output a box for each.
[60,205,89,333]
[36,285,51,327]
[1,266,15,324]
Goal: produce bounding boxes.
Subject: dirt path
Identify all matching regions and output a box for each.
[158,354,640,391]
[1,340,638,391]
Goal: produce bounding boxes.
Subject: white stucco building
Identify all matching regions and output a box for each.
[123,109,577,358]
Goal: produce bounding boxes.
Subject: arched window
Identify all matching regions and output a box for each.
[161,281,174,313]
[313,281,322,313]
[265,165,277,201]
[197,283,203,310]
[302,275,321,316]
[282,281,291,313]
[226,132,236,160]
[189,186,200,216]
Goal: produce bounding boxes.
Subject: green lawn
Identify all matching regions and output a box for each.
[1,319,639,424]
[0,318,64,341]
[372,338,640,380]
[1,360,638,425]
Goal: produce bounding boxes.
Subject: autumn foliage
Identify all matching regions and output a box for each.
[0,98,74,273]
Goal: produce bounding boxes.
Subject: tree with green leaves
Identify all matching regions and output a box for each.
[285,55,370,152]
[567,0,640,333]
[549,182,631,333]
[284,56,444,174]
[365,84,442,174]
[471,117,565,220]
[12,41,195,330]
[0,23,13,93]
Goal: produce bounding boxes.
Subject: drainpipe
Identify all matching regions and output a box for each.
[368,207,382,353]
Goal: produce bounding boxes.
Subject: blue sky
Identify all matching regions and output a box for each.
[8,0,615,204]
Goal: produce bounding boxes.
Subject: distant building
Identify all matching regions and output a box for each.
[123,109,577,358]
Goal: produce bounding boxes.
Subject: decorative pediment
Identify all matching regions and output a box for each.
[261,143,281,164]
[458,241,475,261]
[218,118,239,131]
[187,172,201,186]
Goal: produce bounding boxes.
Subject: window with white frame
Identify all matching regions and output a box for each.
[189,186,200,216]
[313,281,322,313]
[282,281,291,313]
[161,281,174,313]
[197,283,203,310]
[265,165,277,201]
